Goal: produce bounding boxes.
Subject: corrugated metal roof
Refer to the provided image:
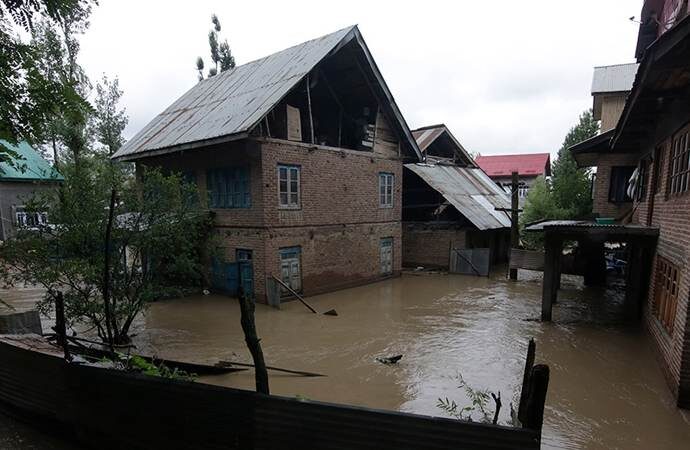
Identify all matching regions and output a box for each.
[404,163,511,230]
[475,153,551,177]
[591,63,639,94]
[113,26,422,162]
[0,140,63,181]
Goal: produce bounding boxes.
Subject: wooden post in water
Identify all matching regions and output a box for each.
[237,285,270,395]
[541,233,562,321]
[522,364,550,436]
[518,338,536,424]
[509,171,520,280]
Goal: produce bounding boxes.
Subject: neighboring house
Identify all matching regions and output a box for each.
[402,125,511,270]
[475,153,551,205]
[112,26,422,302]
[0,140,63,241]
[570,1,690,408]
[571,62,639,219]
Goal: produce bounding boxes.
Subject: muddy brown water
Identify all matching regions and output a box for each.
[2,271,690,449]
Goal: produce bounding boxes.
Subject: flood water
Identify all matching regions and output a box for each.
[3,271,690,449]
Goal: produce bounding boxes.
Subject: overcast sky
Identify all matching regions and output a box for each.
[78,0,642,157]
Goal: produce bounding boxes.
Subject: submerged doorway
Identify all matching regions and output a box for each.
[280,246,302,295]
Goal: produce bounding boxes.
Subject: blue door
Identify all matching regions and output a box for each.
[211,258,239,295]
[236,250,254,299]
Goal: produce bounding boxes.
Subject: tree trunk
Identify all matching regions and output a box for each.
[238,287,269,394]
[102,188,117,350]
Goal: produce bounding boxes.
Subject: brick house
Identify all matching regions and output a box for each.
[571,62,639,219]
[402,125,510,270]
[112,26,422,303]
[570,1,690,408]
[475,153,551,205]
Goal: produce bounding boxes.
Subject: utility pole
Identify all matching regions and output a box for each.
[509,171,520,280]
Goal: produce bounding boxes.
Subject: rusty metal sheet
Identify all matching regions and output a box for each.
[405,163,511,230]
[114,27,355,160]
[113,26,423,162]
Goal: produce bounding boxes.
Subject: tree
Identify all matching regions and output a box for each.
[551,109,599,218]
[0,0,94,162]
[0,160,212,345]
[93,75,128,156]
[196,13,235,81]
[519,176,559,249]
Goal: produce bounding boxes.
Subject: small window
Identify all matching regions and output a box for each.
[379,173,394,208]
[668,128,690,196]
[206,167,251,208]
[608,166,635,203]
[278,165,300,209]
[653,257,680,334]
[15,206,48,228]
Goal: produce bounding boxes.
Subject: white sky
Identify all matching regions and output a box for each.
[78,0,642,157]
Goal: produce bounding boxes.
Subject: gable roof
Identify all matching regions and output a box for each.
[404,163,511,230]
[475,153,551,178]
[411,124,476,166]
[0,140,63,182]
[113,26,421,161]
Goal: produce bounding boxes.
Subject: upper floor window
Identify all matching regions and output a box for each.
[608,166,635,203]
[669,128,689,196]
[15,206,48,228]
[379,173,394,208]
[634,160,648,202]
[278,164,300,209]
[206,167,250,208]
[653,257,679,334]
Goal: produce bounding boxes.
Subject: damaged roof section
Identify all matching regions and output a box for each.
[412,124,476,167]
[113,25,421,161]
[405,163,511,230]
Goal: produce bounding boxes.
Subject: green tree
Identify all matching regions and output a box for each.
[551,109,599,218]
[0,160,212,345]
[196,13,235,81]
[0,0,94,162]
[520,176,559,249]
[93,75,128,156]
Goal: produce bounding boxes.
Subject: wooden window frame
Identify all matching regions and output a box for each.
[652,257,680,334]
[379,172,394,208]
[668,124,690,197]
[206,167,251,209]
[608,166,635,203]
[278,164,301,209]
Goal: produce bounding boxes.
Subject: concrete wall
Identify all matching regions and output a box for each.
[0,181,60,241]
[633,113,690,408]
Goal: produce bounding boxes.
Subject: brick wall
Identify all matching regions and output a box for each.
[592,153,639,218]
[402,224,466,268]
[138,138,405,303]
[634,120,690,408]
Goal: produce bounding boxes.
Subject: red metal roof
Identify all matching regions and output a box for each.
[475,153,551,178]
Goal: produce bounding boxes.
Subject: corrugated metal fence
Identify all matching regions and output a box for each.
[0,341,541,449]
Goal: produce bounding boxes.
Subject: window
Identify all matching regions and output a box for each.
[608,166,635,203]
[653,145,664,194]
[15,207,48,228]
[278,165,300,208]
[652,257,680,334]
[380,237,393,275]
[206,167,251,208]
[669,128,689,195]
[379,173,394,208]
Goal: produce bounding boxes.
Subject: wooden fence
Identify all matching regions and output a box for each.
[0,339,542,450]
